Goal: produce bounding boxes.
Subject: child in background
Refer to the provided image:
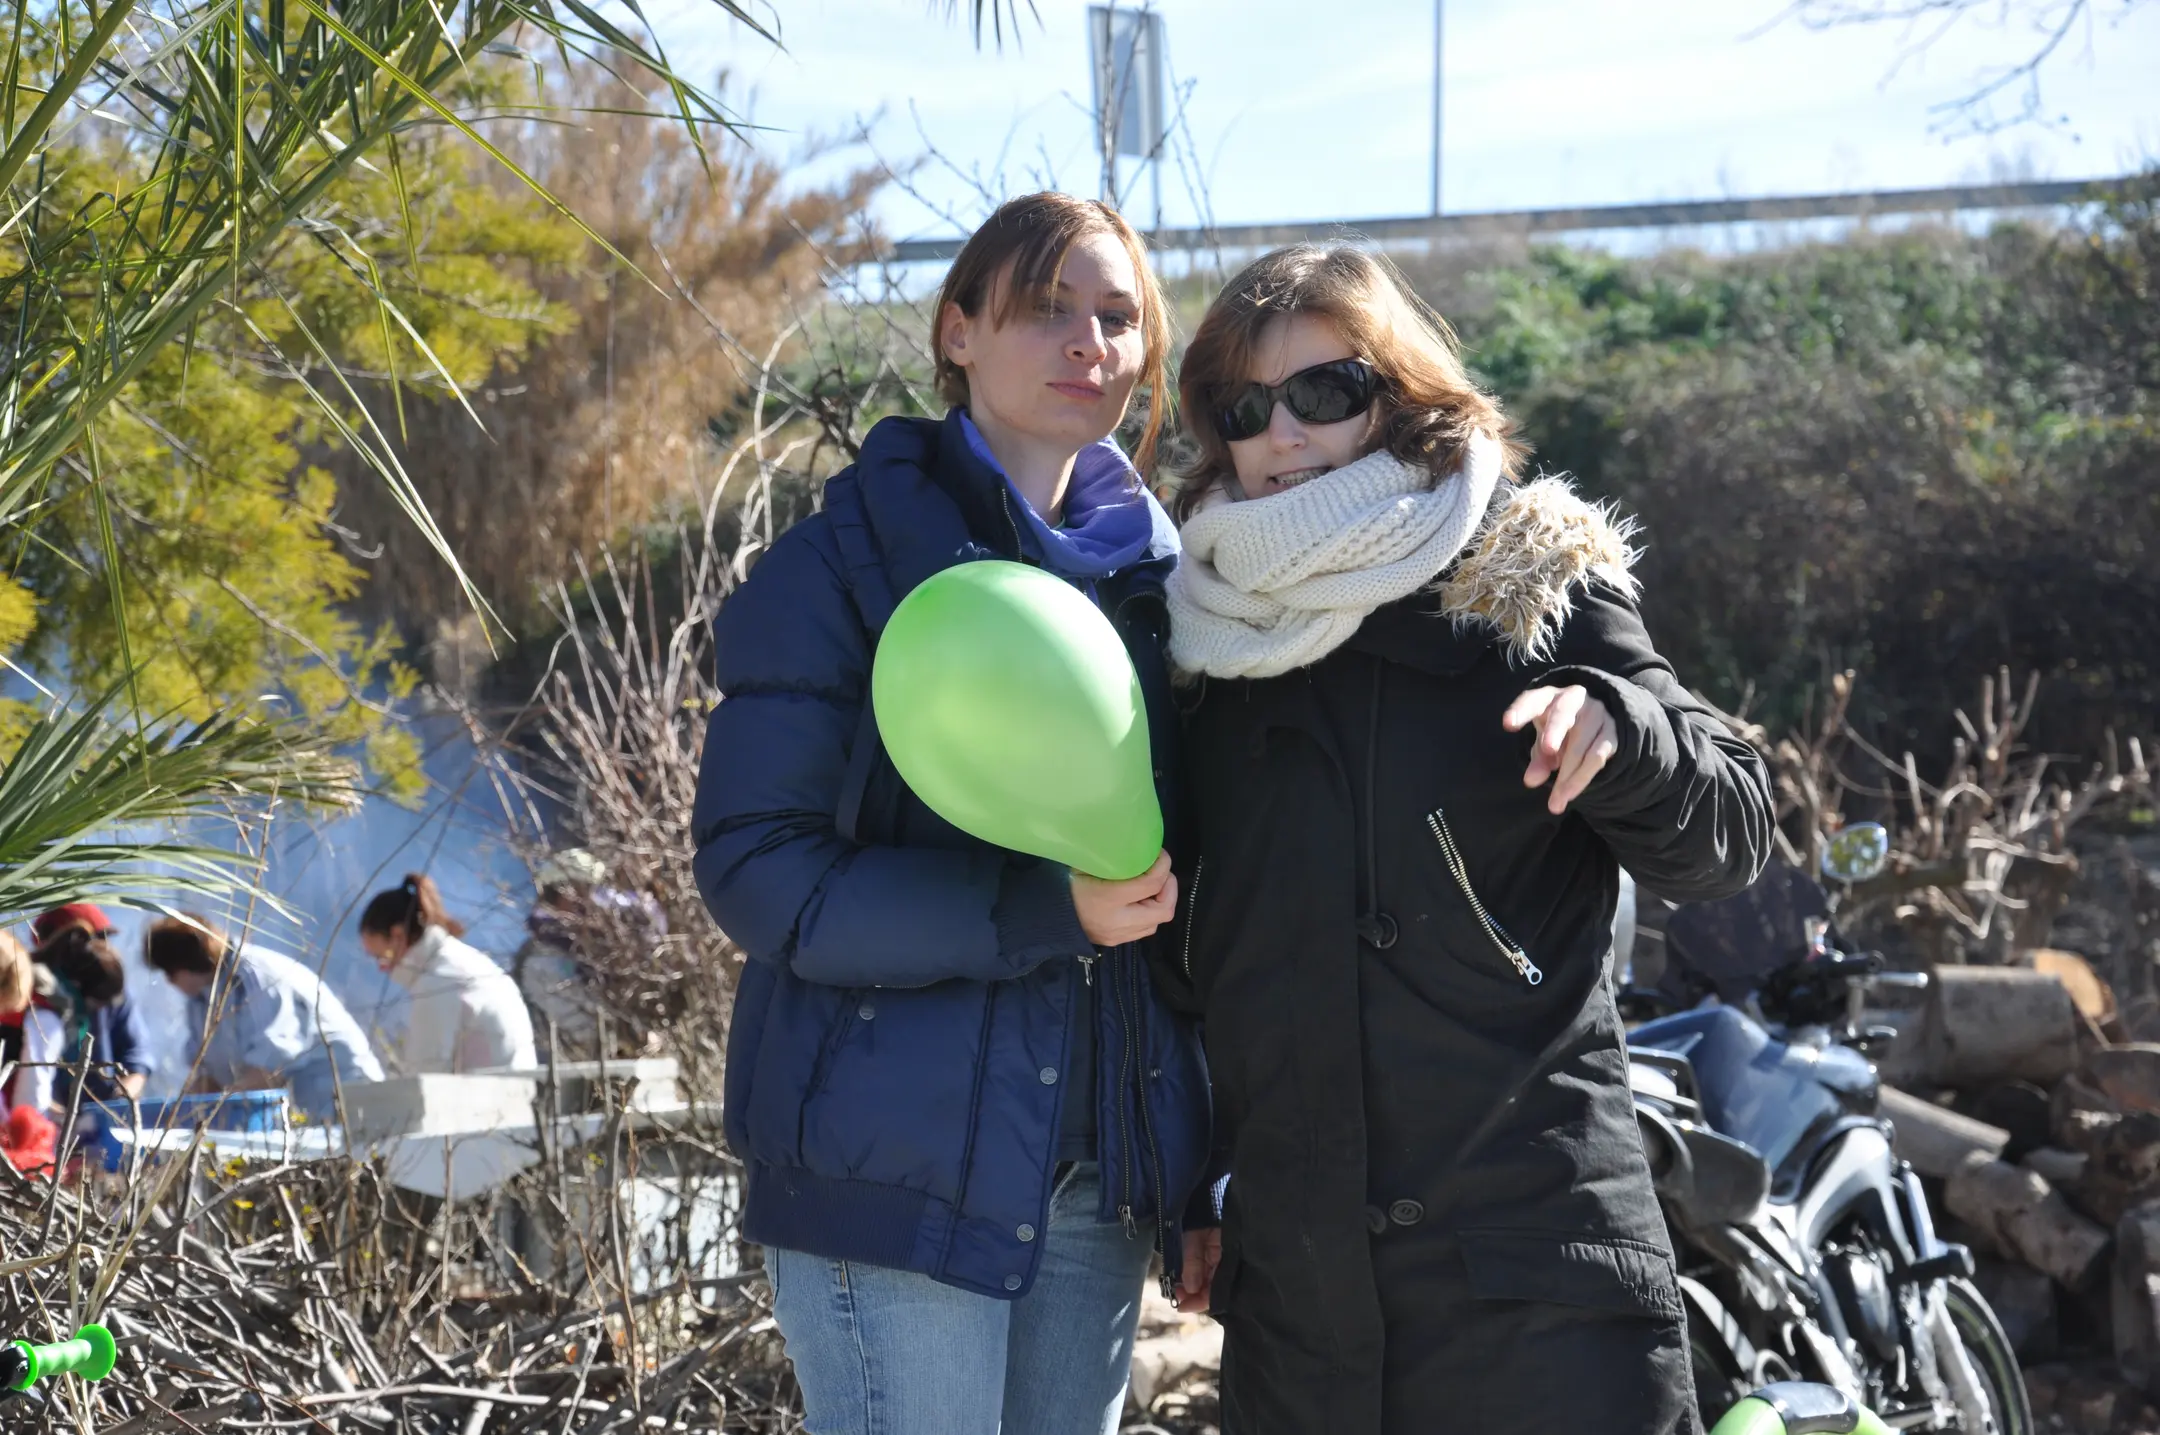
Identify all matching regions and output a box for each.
[359,874,537,1074]
[146,914,383,1124]
[515,849,668,1057]
[15,927,126,1116]
[29,903,154,1103]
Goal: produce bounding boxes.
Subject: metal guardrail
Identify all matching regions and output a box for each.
[884,176,2127,263]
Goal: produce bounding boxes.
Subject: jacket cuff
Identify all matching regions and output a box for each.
[1183,1173,1230,1230]
[1182,1151,1232,1229]
[1537,663,1679,811]
[992,859,1091,966]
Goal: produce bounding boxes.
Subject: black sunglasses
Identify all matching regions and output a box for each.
[1213,357,1381,443]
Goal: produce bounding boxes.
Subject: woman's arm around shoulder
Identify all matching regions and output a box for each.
[1532,578,1775,903]
[692,521,1094,990]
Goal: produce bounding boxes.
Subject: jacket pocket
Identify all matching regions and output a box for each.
[744,972,860,1171]
[1425,806,1544,986]
[801,987,866,1098]
[797,979,989,1201]
[1206,1231,1244,1320]
[1458,1228,1684,1323]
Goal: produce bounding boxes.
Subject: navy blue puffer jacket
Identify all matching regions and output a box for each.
[693,410,1210,1300]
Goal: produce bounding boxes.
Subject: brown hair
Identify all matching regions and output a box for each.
[359,873,465,943]
[0,933,31,1014]
[1170,244,1525,521]
[933,192,1173,473]
[145,914,227,978]
[33,926,126,1007]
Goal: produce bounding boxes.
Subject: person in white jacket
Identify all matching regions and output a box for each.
[359,874,537,1074]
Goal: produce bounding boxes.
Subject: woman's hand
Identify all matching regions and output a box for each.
[1071,850,1178,947]
[1177,1227,1224,1313]
[1503,685,1619,815]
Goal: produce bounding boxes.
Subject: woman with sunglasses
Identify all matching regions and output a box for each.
[1157,245,1774,1434]
[692,192,1208,1435]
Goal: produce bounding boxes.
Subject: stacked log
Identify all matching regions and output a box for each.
[1874,948,2160,1425]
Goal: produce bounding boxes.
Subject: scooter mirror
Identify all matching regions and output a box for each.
[1821,823,1891,886]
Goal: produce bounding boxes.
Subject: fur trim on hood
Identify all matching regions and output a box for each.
[1436,476,1640,666]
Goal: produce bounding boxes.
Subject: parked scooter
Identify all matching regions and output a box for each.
[1628,824,2033,1434]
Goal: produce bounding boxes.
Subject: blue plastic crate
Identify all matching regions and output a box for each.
[89,1090,292,1171]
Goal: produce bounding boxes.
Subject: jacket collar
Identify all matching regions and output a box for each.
[387,925,448,992]
[1348,594,1493,677]
[849,410,1175,609]
[1347,477,1640,676]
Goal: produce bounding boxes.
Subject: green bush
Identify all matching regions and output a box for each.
[1454,177,2160,755]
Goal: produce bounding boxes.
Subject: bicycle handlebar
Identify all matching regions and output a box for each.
[4,1324,117,1392]
[1708,1393,1893,1435]
[1870,971,1931,992]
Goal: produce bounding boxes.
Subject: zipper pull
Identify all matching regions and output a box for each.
[1119,1204,1138,1237]
[1159,1270,1179,1301]
[1508,948,1546,986]
[1079,952,1097,986]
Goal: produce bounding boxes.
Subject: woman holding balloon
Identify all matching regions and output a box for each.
[692,192,1208,1435]
[1159,244,1776,1434]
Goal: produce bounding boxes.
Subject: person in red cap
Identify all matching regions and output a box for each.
[26,904,154,1105]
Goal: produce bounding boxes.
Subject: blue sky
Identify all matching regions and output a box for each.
[641,0,2160,243]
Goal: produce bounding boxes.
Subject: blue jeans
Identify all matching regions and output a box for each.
[767,1162,1152,1435]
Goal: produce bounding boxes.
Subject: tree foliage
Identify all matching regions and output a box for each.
[326,59,884,644]
[6,97,585,795]
[1459,177,2160,753]
[0,0,742,908]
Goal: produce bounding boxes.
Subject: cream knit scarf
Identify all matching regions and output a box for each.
[1167,434,1504,679]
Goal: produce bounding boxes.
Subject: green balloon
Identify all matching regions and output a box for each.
[873,561,1162,881]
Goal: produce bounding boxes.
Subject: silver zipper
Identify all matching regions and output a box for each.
[1129,961,1174,1298]
[1180,857,1205,982]
[1425,808,1544,986]
[1078,952,1096,986]
[1113,960,1138,1236]
[997,483,1024,555]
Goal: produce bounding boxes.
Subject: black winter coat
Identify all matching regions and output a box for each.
[1160,481,1775,1435]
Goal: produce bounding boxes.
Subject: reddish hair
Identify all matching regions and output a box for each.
[1171,244,1524,520]
[359,873,465,943]
[144,914,226,978]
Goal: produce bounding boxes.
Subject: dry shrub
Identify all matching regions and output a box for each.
[0,1107,794,1429]
[1714,665,2156,972]
[335,53,882,639]
[517,544,737,1085]
[487,224,940,1082]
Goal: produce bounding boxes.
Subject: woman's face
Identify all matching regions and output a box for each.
[167,968,212,1000]
[1226,312,1379,500]
[940,231,1147,455]
[361,928,410,973]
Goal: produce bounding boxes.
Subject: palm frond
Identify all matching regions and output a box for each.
[0,681,362,920]
[0,0,758,915]
[0,0,755,625]
[941,0,1040,48]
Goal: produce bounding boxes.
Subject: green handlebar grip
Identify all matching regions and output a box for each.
[1706,1400,1791,1435]
[1706,1396,1896,1435]
[9,1325,118,1389]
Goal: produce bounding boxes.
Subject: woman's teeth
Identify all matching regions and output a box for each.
[1272,468,1327,489]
